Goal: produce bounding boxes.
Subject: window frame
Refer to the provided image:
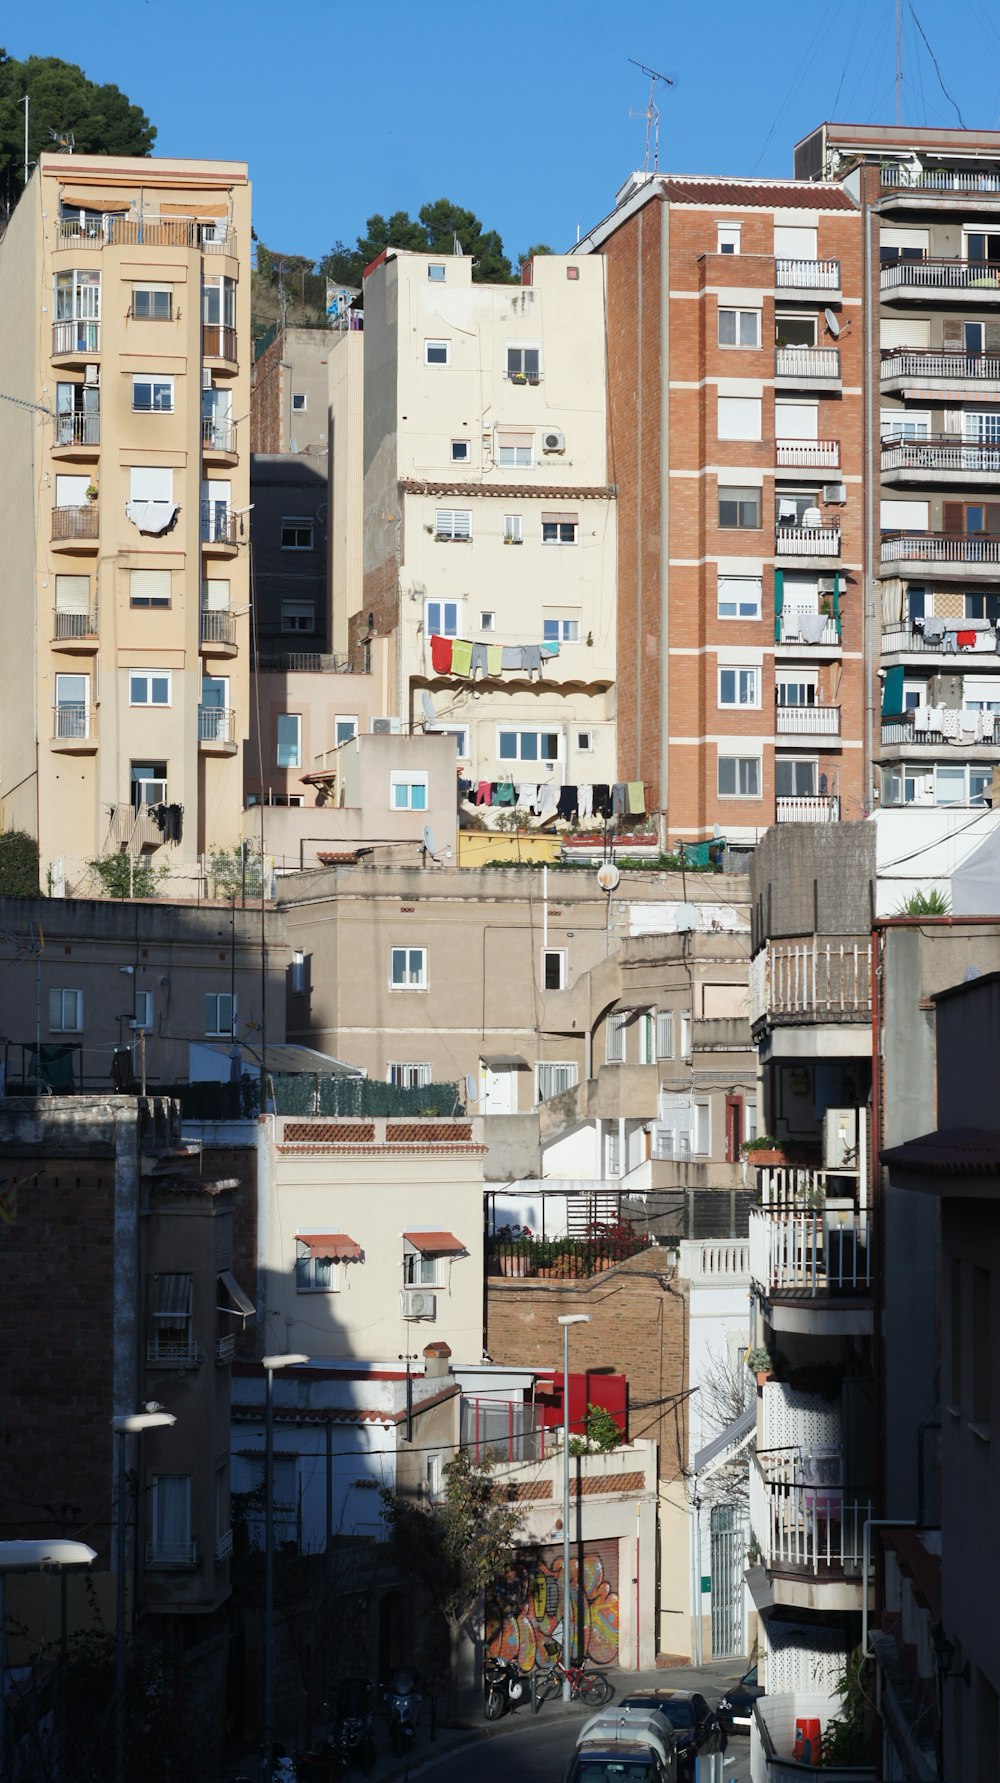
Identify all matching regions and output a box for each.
[717,224,742,254]
[130,569,171,609]
[536,1060,578,1102]
[718,485,762,530]
[131,373,174,414]
[541,520,578,546]
[280,517,314,552]
[717,753,762,798]
[425,598,462,637]
[131,284,173,321]
[205,992,236,1038]
[280,599,316,634]
[543,612,581,643]
[718,307,761,349]
[496,726,563,764]
[334,716,359,746]
[497,440,533,468]
[775,756,819,798]
[291,392,307,413]
[403,1250,441,1287]
[717,394,763,442]
[390,946,428,990]
[134,990,153,1033]
[506,344,541,379]
[542,948,567,991]
[606,1011,627,1065]
[296,1253,340,1294]
[503,514,523,544]
[49,988,82,1033]
[656,1010,674,1060]
[717,575,762,620]
[129,669,172,708]
[718,665,761,709]
[387,1062,432,1088]
[433,508,471,542]
[450,439,471,463]
[276,714,302,770]
[425,339,451,365]
[389,771,429,812]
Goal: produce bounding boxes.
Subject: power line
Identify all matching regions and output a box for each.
[908,3,967,128]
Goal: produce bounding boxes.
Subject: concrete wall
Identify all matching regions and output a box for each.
[752,820,876,947]
[251,454,329,649]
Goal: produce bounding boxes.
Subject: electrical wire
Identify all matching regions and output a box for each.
[908,3,967,128]
[830,0,866,120]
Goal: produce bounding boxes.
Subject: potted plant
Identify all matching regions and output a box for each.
[85,483,99,503]
[746,1346,775,1385]
[498,1226,537,1277]
[741,1135,787,1166]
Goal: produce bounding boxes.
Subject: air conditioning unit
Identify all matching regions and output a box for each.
[818,576,837,594]
[824,1107,859,1170]
[542,428,565,454]
[402,1288,437,1321]
[84,364,99,386]
[823,483,847,505]
[371,716,402,735]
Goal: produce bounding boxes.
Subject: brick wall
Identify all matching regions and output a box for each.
[486,1248,689,1483]
[251,331,284,454]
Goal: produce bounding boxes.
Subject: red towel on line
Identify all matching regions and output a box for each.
[957,630,976,649]
[430,634,452,673]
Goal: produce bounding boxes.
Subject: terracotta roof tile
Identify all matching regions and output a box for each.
[881,1127,1000,1175]
[387,1122,473,1143]
[657,175,856,211]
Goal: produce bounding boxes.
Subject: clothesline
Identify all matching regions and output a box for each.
[430,634,559,679]
[459,780,647,819]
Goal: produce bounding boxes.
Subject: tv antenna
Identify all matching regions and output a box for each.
[627,59,675,172]
[48,127,75,155]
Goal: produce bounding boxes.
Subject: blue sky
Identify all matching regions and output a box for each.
[9,0,1000,265]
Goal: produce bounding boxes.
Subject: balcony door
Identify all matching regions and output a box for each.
[151,1474,191,1562]
[202,386,232,448]
[55,672,89,738]
[481,1063,515,1115]
[201,479,231,540]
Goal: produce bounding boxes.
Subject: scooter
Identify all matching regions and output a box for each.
[383,1666,422,1756]
[483,1656,526,1720]
[333,1676,376,1774]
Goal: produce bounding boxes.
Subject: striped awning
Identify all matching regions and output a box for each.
[295,1233,362,1261]
[217,1270,256,1318]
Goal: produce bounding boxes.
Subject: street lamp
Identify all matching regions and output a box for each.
[0,1540,95,1780]
[112,1412,176,1783]
[261,1354,308,1780]
[557,1314,590,1701]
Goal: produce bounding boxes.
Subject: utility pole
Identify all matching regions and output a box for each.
[895,0,904,125]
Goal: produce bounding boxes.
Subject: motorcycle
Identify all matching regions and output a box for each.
[383,1666,422,1756]
[333,1676,376,1774]
[483,1655,526,1720]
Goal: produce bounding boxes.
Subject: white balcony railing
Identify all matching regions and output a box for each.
[52,320,101,356]
[881,165,1000,193]
[55,411,100,447]
[881,437,1000,475]
[750,937,871,1026]
[775,526,841,557]
[881,257,1000,292]
[775,258,840,290]
[881,532,1000,567]
[749,1208,871,1296]
[775,438,840,468]
[881,622,997,654]
[881,348,1000,383]
[775,795,840,823]
[53,607,98,641]
[202,418,235,453]
[775,704,841,735]
[198,705,235,744]
[750,1451,870,1576]
[758,1151,867,1211]
[680,1239,751,1283]
[199,609,236,648]
[53,702,95,741]
[215,1333,235,1363]
[146,1539,199,1568]
[775,348,841,380]
[214,1528,234,1561]
[777,610,841,646]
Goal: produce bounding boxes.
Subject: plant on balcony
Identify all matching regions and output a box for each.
[84,483,98,503]
[741,1134,784,1163]
[897,887,950,916]
[88,854,168,900]
[821,1648,877,1767]
[568,1402,624,1455]
[745,1346,775,1383]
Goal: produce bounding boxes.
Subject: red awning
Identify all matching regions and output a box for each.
[403,1231,466,1255]
[296,1233,362,1261]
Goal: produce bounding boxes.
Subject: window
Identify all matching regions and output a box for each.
[717,224,741,254]
[281,599,315,633]
[150,1475,192,1563]
[542,519,578,545]
[497,727,562,763]
[638,1010,655,1066]
[130,670,171,707]
[717,396,762,441]
[131,762,167,808]
[576,730,593,753]
[426,1453,444,1499]
[775,671,817,707]
[426,599,461,637]
[935,765,968,807]
[965,592,1000,622]
[694,1101,711,1156]
[296,1252,339,1293]
[291,951,306,995]
[497,436,533,467]
[718,486,761,529]
[434,508,471,541]
[776,757,818,797]
[718,754,761,797]
[390,772,428,811]
[507,345,540,379]
[205,993,236,1037]
[503,514,522,543]
[718,308,760,348]
[451,439,470,462]
[130,569,171,608]
[134,991,153,1032]
[881,408,930,442]
[202,277,236,328]
[55,574,90,622]
[390,947,427,989]
[335,717,358,746]
[404,1251,440,1287]
[479,611,495,631]
[718,576,762,620]
[543,612,580,642]
[281,517,314,551]
[425,339,450,365]
[537,1061,578,1101]
[276,715,302,769]
[680,1012,693,1059]
[775,224,817,258]
[55,473,89,511]
[132,285,172,321]
[605,1128,622,1176]
[606,1012,627,1064]
[49,989,82,1032]
[388,1063,432,1088]
[656,1011,674,1060]
[429,725,469,758]
[543,949,566,990]
[718,666,761,707]
[55,672,89,738]
[132,374,174,413]
[782,491,824,527]
[129,465,173,505]
[428,264,446,282]
[291,392,307,412]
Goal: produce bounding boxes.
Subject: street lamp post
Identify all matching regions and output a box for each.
[557,1314,590,1702]
[111,1412,176,1783]
[261,1354,308,1781]
[0,1539,96,1783]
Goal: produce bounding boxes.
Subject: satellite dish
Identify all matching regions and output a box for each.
[420,690,436,724]
[465,1072,478,1103]
[423,825,439,857]
[824,308,841,338]
[596,862,620,892]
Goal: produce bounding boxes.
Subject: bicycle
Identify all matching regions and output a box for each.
[531,1641,613,1710]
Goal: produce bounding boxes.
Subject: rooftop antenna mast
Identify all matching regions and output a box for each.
[895,0,903,125]
[628,58,675,172]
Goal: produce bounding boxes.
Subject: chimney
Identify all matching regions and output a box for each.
[423,1341,452,1380]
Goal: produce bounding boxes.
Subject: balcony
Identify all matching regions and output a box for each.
[776,610,841,650]
[50,704,97,753]
[202,417,237,460]
[881,435,1000,486]
[51,607,98,652]
[199,609,237,656]
[215,1333,235,1364]
[51,505,98,548]
[881,531,1000,578]
[775,525,840,563]
[881,256,1000,301]
[881,714,1000,750]
[749,936,871,1033]
[775,795,840,823]
[775,703,841,736]
[774,347,841,387]
[774,258,840,294]
[200,503,243,552]
[775,438,840,470]
[146,1338,201,1368]
[51,320,100,360]
[103,802,165,852]
[145,1540,199,1570]
[750,1451,870,1584]
[198,705,237,752]
[56,216,237,255]
[880,164,1000,200]
[202,323,237,367]
[53,411,100,456]
[753,1694,876,1782]
[881,620,998,657]
[749,1206,871,1300]
[880,346,1000,398]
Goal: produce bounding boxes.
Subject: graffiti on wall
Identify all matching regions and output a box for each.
[486,1542,619,1670]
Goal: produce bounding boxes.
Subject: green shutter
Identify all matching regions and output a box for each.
[774,569,784,644]
[882,663,905,717]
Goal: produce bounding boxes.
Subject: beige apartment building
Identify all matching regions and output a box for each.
[0,153,251,893]
[340,250,618,801]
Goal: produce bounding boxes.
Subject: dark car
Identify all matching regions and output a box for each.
[618,1692,723,1777]
[716,1663,764,1735]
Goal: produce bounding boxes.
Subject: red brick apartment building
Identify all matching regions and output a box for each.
[578,172,864,843]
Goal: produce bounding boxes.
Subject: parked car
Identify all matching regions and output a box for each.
[618,1691,723,1778]
[578,1709,677,1781]
[565,1736,674,1783]
[716,1663,764,1735]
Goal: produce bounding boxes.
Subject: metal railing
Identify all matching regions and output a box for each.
[52,607,98,641]
[750,1452,870,1577]
[146,1338,201,1366]
[53,703,94,741]
[778,611,841,645]
[881,347,1000,383]
[758,1155,866,1211]
[775,258,840,289]
[52,505,98,542]
[199,503,242,545]
[881,165,1000,193]
[198,705,235,744]
[750,937,871,1026]
[775,704,841,735]
[200,609,236,647]
[881,715,1000,746]
[749,1207,871,1296]
[57,216,236,254]
[652,1130,692,1160]
[214,1529,234,1561]
[145,1539,199,1568]
[259,652,351,673]
[775,439,840,468]
[881,257,1000,291]
[881,437,1000,474]
[215,1333,235,1363]
[775,526,841,556]
[775,795,840,823]
[202,418,235,452]
[881,623,997,653]
[202,323,237,362]
[55,411,100,447]
[460,1397,545,1463]
[52,320,101,356]
[881,532,1000,566]
[775,347,841,380]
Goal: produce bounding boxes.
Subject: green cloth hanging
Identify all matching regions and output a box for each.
[882,663,904,718]
[774,570,784,644]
